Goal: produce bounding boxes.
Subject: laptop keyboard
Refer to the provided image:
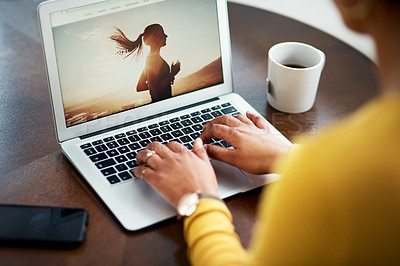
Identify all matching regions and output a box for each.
[80,102,240,185]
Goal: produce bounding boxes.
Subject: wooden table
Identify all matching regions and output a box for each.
[0,1,379,265]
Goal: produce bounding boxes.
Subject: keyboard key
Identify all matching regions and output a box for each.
[171,123,182,130]
[128,143,141,150]
[221,140,232,148]
[106,149,119,157]
[191,111,201,116]
[201,108,211,113]
[96,158,116,169]
[115,163,128,172]
[161,133,173,141]
[115,155,128,163]
[180,114,190,119]
[201,114,213,121]
[192,124,203,131]
[118,171,133,181]
[171,130,184,138]
[159,121,169,126]
[221,102,231,107]
[128,135,140,142]
[106,175,120,184]
[106,141,119,149]
[150,136,163,142]
[214,142,224,147]
[117,138,130,146]
[126,152,136,160]
[139,139,151,147]
[126,130,137,135]
[127,160,138,169]
[93,146,106,155]
[221,106,237,114]
[84,148,97,156]
[181,119,193,127]
[117,146,130,154]
[101,167,116,176]
[149,128,162,136]
[211,105,221,110]
[89,153,107,162]
[160,125,172,133]
[139,132,152,139]
[169,117,180,123]
[137,126,148,132]
[103,136,115,142]
[182,127,194,134]
[92,140,103,146]
[148,123,158,129]
[80,143,92,149]
[211,110,223,118]
[190,132,201,139]
[180,136,192,143]
[115,133,126,139]
[191,117,203,124]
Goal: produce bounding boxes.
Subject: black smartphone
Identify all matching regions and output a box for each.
[0,204,88,248]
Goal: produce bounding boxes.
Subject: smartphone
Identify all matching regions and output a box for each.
[0,204,88,248]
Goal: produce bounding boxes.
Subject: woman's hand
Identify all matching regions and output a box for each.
[133,139,218,208]
[171,60,181,76]
[200,112,291,174]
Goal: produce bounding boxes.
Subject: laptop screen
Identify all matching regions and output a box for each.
[50,0,223,127]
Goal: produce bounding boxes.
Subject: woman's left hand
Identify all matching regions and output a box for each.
[133,139,219,208]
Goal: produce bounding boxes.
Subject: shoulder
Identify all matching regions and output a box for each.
[272,92,400,221]
[261,94,400,262]
[146,53,163,67]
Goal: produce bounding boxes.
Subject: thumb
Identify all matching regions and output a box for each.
[192,138,208,160]
[204,143,235,164]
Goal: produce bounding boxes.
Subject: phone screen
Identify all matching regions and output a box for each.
[0,204,88,248]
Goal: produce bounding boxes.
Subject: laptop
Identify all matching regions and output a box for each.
[38,0,292,231]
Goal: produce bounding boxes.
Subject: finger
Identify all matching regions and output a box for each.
[146,141,171,158]
[200,124,241,146]
[192,138,208,160]
[232,114,253,126]
[204,144,238,165]
[202,115,242,130]
[133,165,156,181]
[246,111,269,130]
[136,149,158,165]
[166,141,188,153]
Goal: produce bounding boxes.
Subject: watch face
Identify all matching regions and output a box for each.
[177,192,200,217]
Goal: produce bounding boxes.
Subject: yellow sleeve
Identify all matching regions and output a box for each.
[184,198,248,266]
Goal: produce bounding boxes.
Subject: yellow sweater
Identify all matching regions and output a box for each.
[184,93,400,265]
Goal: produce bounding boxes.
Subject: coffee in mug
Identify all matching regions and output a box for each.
[267,42,325,113]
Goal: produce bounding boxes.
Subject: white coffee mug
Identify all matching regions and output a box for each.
[267,42,325,113]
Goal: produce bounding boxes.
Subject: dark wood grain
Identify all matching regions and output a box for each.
[0,1,379,265]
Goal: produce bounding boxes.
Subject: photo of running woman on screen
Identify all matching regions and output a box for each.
[110,24,181,103]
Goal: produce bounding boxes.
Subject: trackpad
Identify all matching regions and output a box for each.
[212,160,253,198]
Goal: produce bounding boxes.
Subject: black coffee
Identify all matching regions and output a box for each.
[284,64,306,69]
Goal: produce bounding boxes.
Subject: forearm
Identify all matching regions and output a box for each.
[184,199,247,266]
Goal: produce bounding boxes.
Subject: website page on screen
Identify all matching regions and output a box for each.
[51,0,223,127]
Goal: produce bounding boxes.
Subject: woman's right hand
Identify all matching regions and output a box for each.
[199,112,292,174]
[171,60,181,76]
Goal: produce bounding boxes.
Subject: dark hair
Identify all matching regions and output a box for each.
[110,28,144,59]
[110,24,164,60]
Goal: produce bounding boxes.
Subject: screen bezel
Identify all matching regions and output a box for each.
[38,0,233,143]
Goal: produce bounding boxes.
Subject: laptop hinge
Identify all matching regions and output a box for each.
[79,97,220,140]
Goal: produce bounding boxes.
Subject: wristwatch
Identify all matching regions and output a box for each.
[176,190,221,218]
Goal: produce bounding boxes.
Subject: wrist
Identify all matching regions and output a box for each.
[176,190,222,219]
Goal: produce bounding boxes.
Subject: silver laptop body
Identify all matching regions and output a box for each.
[38,0,291,231]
